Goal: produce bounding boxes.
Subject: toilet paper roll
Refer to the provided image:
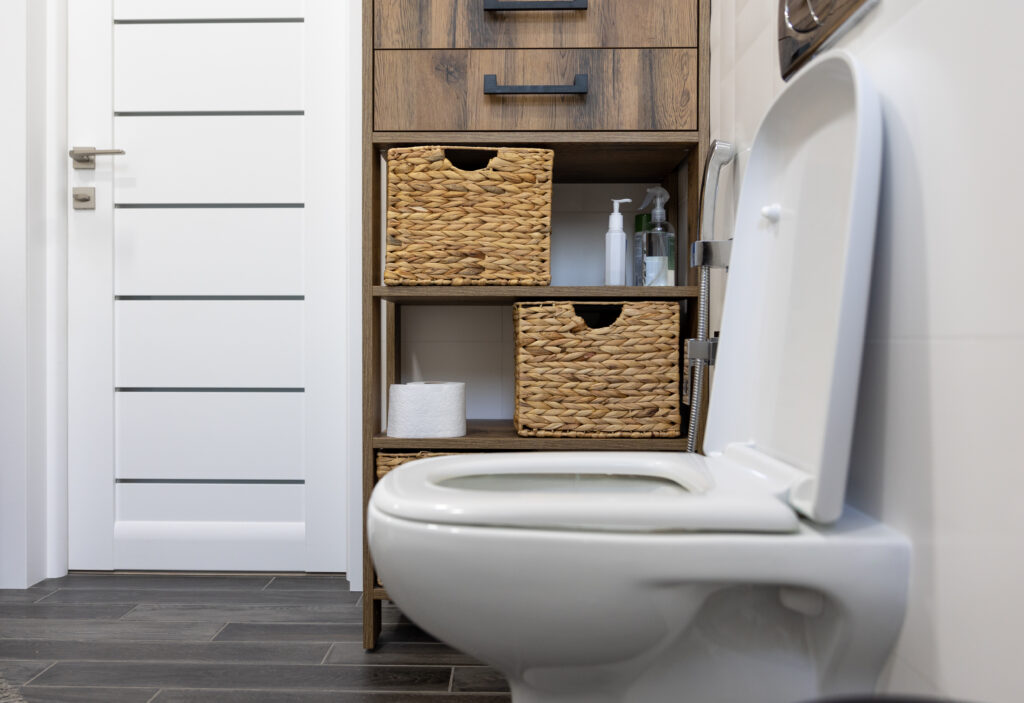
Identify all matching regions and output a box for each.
[387,382,467,438]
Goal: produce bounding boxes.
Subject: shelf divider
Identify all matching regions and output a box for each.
[374,419,688,451]
[372,285,698,304]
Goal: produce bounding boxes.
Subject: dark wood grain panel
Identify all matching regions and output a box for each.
[372,285,699,304]
[30,662,452,692]
[0,618,224,642]
[121,603,368,624]
[363,0,384,651]
[373,419,689,450]
[451,666,511,693]
[152,691,510,703]
[375,0,697,49]
[37,588,357,606]
[0,604,135,620]
[326,642,481,666]
[374,49,697,132]
[19,686,160,702]
[31,574,272,591]
[0,639,330,665]
[0,660,55,685]
[373,134,699,182]
[214,622,438,644]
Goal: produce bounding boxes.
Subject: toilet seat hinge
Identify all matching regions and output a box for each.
[686,337,718,365]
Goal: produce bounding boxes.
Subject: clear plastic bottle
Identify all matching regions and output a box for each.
[604,198,631,285]
[633,187,676,286]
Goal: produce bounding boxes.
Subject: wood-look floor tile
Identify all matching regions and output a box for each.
[0,605,135,621]
[0,639,330,665]
[38,588,357,606]
[326,642,481,666]
[18,685,160,702]
[33,575,273,591]
[265,576,351,592]
[31,662,452,692]
[0,591,53,605]
[0,660,54,684]
[214,622,438,643]
[451,667,511,693]
[152,691,511,702]
[0,619,223,642]
[122,603,365,624]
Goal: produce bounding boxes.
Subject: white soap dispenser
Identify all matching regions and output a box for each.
[604,198,631,285]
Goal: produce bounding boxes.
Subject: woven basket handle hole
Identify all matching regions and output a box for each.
[572,304,624,330]
[444,148,499,172]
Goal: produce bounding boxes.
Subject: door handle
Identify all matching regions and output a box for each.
[483,74,588,95]
[484,0,587,10]
[69,146,126,170]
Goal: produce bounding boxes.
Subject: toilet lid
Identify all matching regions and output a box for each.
[703,51,882,524]
[371,452,799,533]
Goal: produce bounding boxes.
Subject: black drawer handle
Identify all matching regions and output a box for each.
[483,73,588,95]
[483,0,587,10]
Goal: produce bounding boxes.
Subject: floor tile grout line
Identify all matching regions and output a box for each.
[19,660,57,686]
[119,604,143,619]
[29,589,57,604]
[319,642,336,665]
[208,622,231,642]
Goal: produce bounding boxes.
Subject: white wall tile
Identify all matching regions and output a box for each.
[713,0,1024,700]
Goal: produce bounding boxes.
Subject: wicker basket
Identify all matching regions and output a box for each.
[513,301,681,438]
[375,451,454,480]
[384,145,553,286]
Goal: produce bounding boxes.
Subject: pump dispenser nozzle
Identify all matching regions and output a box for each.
[639,186,671,223]
[608,198,631,230]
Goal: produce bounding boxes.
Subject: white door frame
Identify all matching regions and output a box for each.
[0,0,69,590]
[0,0,364,586]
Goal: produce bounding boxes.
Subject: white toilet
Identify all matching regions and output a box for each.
[368,51,909,703]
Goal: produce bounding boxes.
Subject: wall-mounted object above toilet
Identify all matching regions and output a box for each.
[779,0,880,79]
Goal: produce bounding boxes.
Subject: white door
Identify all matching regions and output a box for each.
[67,0,352,571]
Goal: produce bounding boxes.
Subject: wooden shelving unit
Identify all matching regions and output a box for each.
[373,286,698,304]
[373,419,689,451]
[362,0,711,649]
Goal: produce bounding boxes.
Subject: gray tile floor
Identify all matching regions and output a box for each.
[0,574,510,702]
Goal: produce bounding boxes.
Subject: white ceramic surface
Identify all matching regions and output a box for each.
[376,451,798,533]
[704,50,883,524]
[370,496,908,703]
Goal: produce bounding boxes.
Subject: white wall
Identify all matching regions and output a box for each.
[712,1,1024,700]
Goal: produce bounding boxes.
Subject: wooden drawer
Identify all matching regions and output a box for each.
[374,0,698,49]
[374,49,697,132]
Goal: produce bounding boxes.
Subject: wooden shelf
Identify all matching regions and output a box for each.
[373,419,688,451]
[372,286,698,304]
[372,131,699,182]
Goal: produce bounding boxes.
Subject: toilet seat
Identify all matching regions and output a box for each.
[372,451,800,534]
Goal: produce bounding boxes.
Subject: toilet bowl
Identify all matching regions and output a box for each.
[369,50,909,703]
